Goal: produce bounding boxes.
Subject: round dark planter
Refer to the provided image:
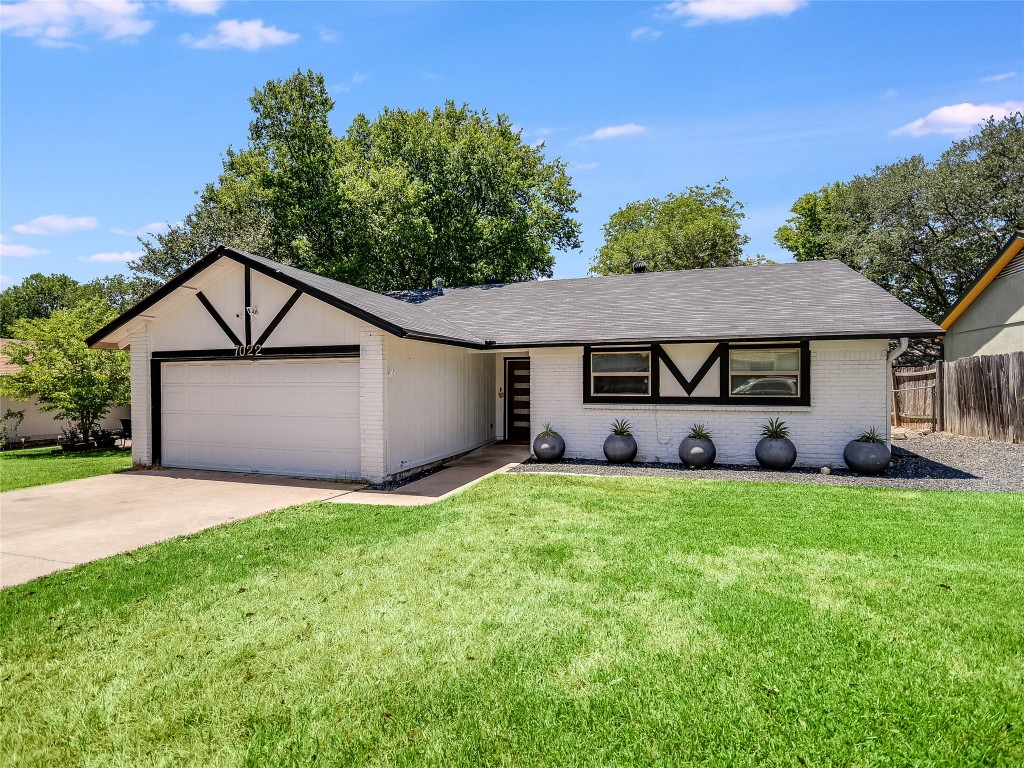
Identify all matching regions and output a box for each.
[755,437,797,470]
[679,437,716,468]
[533,433,565,462]
[843,440,891,474]
[603,434,638,463]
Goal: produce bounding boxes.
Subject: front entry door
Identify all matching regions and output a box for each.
[505,360,531,442]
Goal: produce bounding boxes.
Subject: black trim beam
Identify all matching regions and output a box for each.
[150,358,162,466]
[244,265,252,347]
[152,345,359,360]
[656,342,726,396]
[255,289,302,347]
[195,291,242,347]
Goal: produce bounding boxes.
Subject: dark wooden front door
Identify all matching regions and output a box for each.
[505,360,531,442]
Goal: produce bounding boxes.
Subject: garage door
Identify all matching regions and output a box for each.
[161,358,359,479]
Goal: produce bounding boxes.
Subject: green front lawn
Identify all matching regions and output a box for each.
[2,475,1022,766]
[0,445,132,492]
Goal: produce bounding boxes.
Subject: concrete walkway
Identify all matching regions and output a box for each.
[328,443,530,506]
[1,443,529,587]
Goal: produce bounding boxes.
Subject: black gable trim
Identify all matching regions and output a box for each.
[86,245,481,349]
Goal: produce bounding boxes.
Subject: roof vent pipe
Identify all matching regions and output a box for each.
[887,337,909,365]
[434,278,444,294]
[632,261,647,274]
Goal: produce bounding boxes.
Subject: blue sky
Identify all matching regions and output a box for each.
[1,0,1022,288]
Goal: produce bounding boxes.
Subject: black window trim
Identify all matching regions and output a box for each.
[583,340,810,406]
[589,349,653,397]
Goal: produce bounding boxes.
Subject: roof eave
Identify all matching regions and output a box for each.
[940,231,1024,330]
[483,329,944,349]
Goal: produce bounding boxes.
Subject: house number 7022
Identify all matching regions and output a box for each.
[234,344,263,357]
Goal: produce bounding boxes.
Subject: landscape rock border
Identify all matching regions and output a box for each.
[510,433,1024,493]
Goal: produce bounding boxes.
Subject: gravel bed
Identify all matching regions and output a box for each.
[510,432,1024,492]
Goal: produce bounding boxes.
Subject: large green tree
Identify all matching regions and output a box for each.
[774,113,1024,321]
[590,181,750,275]
[0,273,155,337]
[1,302,130,441]
[133,70,582,291]
[0,274,81,337]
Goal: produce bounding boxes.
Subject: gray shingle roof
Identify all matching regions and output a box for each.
[87,247,942,350]
[388,260,942,345]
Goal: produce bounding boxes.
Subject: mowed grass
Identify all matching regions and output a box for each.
[2,475,1022,767]
[0,446,132,492]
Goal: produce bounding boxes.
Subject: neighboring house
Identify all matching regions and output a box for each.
[88,246,941,482]
[941,232,1024,361]
[1,339,131,444]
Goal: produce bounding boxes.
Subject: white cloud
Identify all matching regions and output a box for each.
[582,123,648,140]
[78,250,141,263]
[110,221,169,237]
[890,101,1024,137]
[0,0,153,46]
[665,0,807,25]
[0,234,48,258]
[181,18,299,51]
[630,26,662,41]
[881,88,898,99]
[167,0,222,14]
[572,161,600,171]
[12,214,98,235]
[981,71,1017,83]
[331,72,367,93]
[317,26,338,43]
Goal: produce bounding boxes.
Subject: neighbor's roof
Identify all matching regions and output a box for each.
[0,339,22,376]
[88,246,941,350]
[940,231,1024,330]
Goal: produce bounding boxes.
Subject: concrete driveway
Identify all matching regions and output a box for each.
[1,469,360,588]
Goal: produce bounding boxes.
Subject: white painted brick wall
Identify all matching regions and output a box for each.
[359,326,388,483]
[529,340,890,468]
[129,323,152,466]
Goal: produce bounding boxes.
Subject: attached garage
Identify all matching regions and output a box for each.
[159,357,359,479]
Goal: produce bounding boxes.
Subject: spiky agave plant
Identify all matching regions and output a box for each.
[610,418,633,437]
[688,423,713,441]
[760,418,790,440]
[856,426,885,444]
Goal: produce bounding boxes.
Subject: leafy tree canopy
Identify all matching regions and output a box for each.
[590,181,753,275]
[774,113,1024,321]
[0,273,155,337]
[1,302,130,440]
[133,70,582,291]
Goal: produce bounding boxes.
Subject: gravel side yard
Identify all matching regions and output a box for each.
[511,432,1024,492]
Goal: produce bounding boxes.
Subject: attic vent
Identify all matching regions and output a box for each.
[484,274,499,284]
[632,261,648,274]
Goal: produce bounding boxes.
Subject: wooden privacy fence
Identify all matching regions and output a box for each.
[894,352,1024,443]
[943,352,1024,443]
[892,364,940,431]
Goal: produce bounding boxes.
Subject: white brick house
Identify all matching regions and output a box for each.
[88,246,941,482]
